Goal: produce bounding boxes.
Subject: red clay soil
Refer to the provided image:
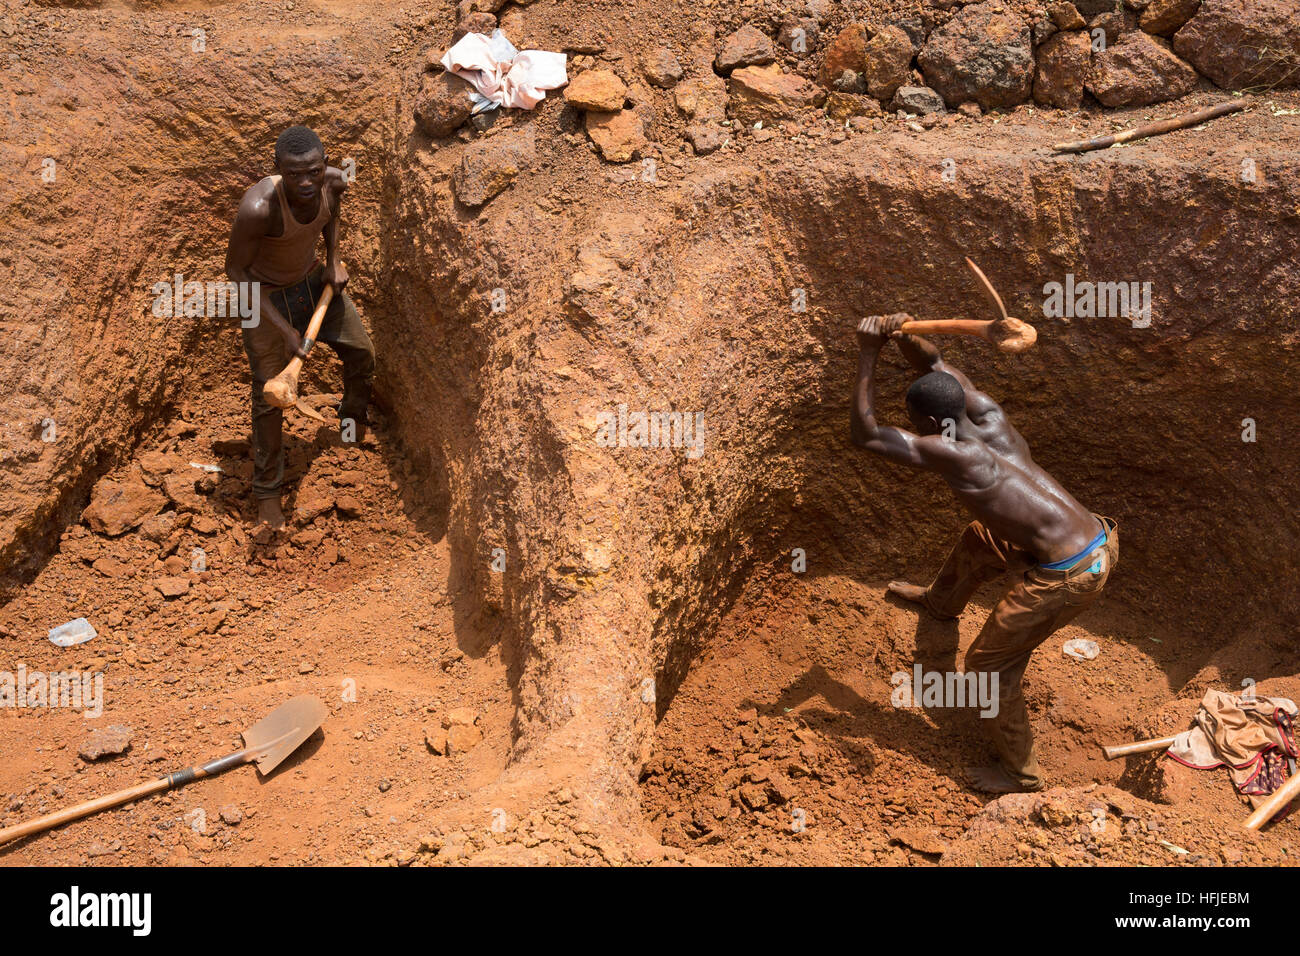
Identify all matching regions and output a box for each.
[3,0,1300,865]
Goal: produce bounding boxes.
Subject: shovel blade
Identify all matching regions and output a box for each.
[241,695,328,774]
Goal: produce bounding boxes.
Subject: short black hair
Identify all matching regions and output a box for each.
[275,126,324,161]
[906,371,965,422]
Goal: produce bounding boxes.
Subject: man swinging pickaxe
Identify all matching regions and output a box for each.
[849,259,1118,794]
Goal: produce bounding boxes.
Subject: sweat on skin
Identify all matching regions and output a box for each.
[849,311,1117,794]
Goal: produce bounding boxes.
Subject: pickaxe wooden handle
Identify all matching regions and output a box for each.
[263,283,335,410]
[899,316,1037,353]
[1100,735,1178,761]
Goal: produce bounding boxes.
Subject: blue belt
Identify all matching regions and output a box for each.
[1040,523,1107,571]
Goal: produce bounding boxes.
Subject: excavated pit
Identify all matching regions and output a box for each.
[2,0,1300,865]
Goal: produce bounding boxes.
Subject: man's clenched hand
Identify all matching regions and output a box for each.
[856,313,908,349]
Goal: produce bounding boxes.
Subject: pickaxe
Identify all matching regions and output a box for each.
[896,258,1038,354]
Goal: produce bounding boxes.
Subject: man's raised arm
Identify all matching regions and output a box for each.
[850,315,936,468]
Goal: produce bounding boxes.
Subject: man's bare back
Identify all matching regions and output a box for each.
[849,313,1099,564]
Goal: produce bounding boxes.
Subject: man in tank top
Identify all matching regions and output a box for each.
[225,126,375,529]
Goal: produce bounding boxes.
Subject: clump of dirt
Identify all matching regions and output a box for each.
[3,0,1300,866]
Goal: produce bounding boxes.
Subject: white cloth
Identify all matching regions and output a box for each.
[440,30,568,113]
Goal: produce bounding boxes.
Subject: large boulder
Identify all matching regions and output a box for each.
[414,71,476,138]
[1034,31,1092,108]
[817,23,868,87]
[862,25,914,102]
[1087,30,1198,106]
[730,64,825,126]
[918,2,1034,110]
[81,478,166,537]
[1139,0,1201,36]
[1173,0,1300,89]
[715,25,776,73]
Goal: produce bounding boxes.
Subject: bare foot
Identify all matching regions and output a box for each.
[887,580,929,604]
[965,766,1041,794]
[256,497,286,531]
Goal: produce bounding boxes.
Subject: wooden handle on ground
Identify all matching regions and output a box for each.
[0,749,253,847]
[1101,735,1179,761]
[1244,769,1300,831]
[263,283,335,409]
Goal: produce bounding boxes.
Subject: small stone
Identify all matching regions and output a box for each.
[444,707,479,727]
[335,495,363,518]
[891,85,946,114]
[817,22,868,87]
[565,69,628,111]
[1047,1,1087,30]
[730,64,825,126]
[79,725,132,761]
[219,805,243,826]
[585,109,648,163]
[446,723,483,753]
[82,479,166,537]
[641,46,684,87]
[862,25,914,101]
[153,576,190,598]
[685,123,726,155]
[298,661,315,674]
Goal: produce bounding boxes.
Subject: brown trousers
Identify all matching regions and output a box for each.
[241,264,375,499]
[924,515,1119,790]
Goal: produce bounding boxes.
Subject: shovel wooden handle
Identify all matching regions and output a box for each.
[263,283,335,409]
[1244,768,1300,831]
[0,749,252,847]
[1101,735,1179,761]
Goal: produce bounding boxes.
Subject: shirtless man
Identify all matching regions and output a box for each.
[850,313,1118,793]
[225,125,374,529]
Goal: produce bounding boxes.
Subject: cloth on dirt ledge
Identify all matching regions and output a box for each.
[440,30,567,114]
[1167,688,1298,810]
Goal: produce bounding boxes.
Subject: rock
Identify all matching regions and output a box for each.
[565,69,627,111]
[585,109,647,162]
[153,575,190,598]
[831,69,868,94]
[1173,0,1300,89]
[335,494,363,517]
[1074,0,1122,14]
[891,84,947,114]
[79,725,132,761]
[957,101,984,117]
[685,122,726,155]
[778,17,820,54]
[191,514,218,534]
[817,22,868,87]
[1090,8,1141,45]
[161,472,203,513]
[424,726,446,755]
[1140,0,1200,35]
[1032,16,1060,46]
[889,826,949,855]
[674,74,728,121]
[715,25,776,73]
[1088,30,1197,105]
[918,2,1035,110]
[1034,31,1093,107]
[738,783,769,810]
[452,129,535,206]
[138,511,180,543]
[444,707,479,727]
[893,16,927,52]
[641,46,683,87]
[446,723,483,753]
[219,805,243,826]
[453,11,497,41]
[825,91,881,120]
[82,479,166,537]
[862,25,914,101]
[730,64,825,126]
[1048,1,1087,30]
[414,71,476,138]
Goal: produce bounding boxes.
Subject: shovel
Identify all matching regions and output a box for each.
[0,695,327,847]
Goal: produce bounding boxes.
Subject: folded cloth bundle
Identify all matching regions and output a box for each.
[440,29,568,113]
[1167,688,1299,809]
